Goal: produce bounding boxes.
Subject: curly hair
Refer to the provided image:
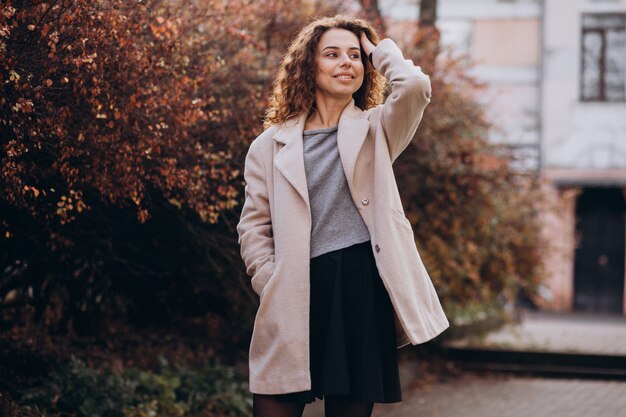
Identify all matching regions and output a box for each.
[263,14,388,129]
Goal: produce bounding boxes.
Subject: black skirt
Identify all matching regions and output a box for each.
[274,240,402,404]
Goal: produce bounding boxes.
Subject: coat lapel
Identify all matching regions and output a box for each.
[337,103,370,193]
[273,112,310,208]
[273,99,370,208]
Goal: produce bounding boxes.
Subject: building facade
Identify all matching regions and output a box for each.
[382,0,626,314]
[540,0,626,314]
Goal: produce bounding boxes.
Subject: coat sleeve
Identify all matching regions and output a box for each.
[236,138,275,297]
[370,38,432,163]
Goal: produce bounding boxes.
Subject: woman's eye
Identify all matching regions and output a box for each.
[325,53,360,58]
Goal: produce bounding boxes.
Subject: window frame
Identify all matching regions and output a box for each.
[579,12,626,103]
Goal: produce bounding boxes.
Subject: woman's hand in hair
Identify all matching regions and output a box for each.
[360,31,376,72]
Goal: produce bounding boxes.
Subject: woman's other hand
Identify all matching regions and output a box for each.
[360,31,376,72]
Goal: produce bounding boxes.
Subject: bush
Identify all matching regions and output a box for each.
[0,0,334,337]
[393,28,546,323]
[0,0,544,343]
[15,356,250,417]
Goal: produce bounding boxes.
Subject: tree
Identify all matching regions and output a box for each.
[358,0,386,36]
[361,0,545,323]
[0,0,543,340]
[0,0,338,336]
[419,0,438,28]
[403,4,544,322]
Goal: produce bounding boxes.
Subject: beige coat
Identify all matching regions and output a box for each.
[237,38,449,395]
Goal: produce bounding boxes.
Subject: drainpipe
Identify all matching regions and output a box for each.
[537,0,546,175]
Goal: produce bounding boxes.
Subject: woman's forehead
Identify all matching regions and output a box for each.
[318,28,359,51]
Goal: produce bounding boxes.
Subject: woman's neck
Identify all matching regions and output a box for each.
[305,95,352,130]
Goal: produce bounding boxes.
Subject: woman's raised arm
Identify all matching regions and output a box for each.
[369,37,432,163]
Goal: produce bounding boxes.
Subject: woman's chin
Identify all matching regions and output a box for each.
[318,89,360,101]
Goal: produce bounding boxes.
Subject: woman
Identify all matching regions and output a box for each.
[237,14,449,417]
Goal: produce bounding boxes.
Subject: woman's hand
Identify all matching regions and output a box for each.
[360,31,376,72]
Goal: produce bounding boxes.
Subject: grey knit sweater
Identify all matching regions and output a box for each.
[302,125,371,258]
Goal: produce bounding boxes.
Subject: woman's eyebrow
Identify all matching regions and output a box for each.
[321,46,361,51]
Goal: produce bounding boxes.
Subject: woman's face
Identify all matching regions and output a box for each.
[314,28,365,100]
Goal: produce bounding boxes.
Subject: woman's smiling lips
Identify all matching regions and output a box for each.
[334,73,354,81]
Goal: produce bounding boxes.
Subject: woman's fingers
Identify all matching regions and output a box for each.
[360,32,374,55]
[360,32,375,72]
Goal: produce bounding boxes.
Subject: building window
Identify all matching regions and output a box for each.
[581,13,626,102]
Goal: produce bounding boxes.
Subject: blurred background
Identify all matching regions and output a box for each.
[1,0,625,416]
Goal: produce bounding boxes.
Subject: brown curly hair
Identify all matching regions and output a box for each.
[263,14,388,129]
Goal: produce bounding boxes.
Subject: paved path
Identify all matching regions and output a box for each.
[302,371,626,417]
[378,373,626,417]
[302,310,626,416]
[446,310,626,355]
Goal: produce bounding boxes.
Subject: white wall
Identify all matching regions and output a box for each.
[381,0,626,171]
[542,0,626,170]
[436,0,542,170]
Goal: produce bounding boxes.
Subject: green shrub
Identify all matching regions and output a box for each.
[18,356,251,417]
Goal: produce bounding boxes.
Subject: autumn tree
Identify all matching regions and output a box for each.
[0,0,338,338]
[399,12,544,323]
[0,0,544,342]
[356,0,545,325]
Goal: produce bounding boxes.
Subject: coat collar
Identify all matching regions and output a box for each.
[272,98,370,211]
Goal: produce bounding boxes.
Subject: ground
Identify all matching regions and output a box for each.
[303,310,626,417]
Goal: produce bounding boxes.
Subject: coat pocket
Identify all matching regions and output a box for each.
[251,260,275,298]
[390,208,415,243]
[391,207,412,227]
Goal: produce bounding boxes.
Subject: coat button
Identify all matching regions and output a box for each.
[375,244,380,253]
[361,198,369,206]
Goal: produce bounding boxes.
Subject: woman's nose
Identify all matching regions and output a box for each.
[339,54,351,66]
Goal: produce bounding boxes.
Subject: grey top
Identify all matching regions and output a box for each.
[303,125,371,258]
